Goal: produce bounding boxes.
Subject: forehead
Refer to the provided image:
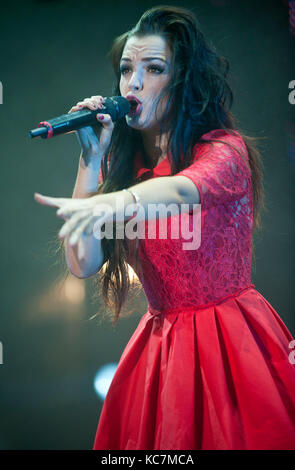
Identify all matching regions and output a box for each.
[122,35,171,59]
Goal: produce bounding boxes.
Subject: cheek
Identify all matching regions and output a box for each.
[119,77,126,92]
[153,78,170,98]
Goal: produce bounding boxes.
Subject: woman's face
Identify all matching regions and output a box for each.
[119,34,172,131]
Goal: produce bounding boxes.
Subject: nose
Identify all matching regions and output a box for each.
[128,70,143,92]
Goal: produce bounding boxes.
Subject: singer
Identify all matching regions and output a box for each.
[34,6,295,450]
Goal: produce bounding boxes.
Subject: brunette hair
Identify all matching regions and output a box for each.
[56,5,267,325]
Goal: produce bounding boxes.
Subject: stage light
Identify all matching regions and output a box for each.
[93,363,118,401]
[25,273,86,320]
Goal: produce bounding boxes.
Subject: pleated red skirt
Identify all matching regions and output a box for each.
[93,285,295,450]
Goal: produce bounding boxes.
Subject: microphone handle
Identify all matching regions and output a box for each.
[29,108,103,139]
[28,97,126,139]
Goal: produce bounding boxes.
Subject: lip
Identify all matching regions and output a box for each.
[125,94,143,116]
[125,94,142,105]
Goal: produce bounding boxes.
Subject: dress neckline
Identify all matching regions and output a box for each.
[134,150,171,180]
[133,129,238,181]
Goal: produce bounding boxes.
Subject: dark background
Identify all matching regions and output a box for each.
[0,0,294,450]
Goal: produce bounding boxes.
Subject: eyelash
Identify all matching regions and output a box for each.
[120,65,164,75]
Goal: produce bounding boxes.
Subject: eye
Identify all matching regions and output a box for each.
[119,65,164,75]
[119,66,129,75]
[147,65,164,74]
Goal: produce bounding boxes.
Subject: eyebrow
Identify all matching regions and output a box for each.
[120,57,168,64]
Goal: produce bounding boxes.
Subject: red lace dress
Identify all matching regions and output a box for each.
[93,129,295,450]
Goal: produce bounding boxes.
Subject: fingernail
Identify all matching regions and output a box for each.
[98,115,104,120]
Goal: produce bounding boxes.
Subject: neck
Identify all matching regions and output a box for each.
[140,128,170,168]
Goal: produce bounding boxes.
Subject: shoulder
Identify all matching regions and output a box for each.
[191,128,249,169]
[195,128,246,149]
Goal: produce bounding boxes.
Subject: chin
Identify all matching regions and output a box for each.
[126,120,142,130]
[127,118,158,131]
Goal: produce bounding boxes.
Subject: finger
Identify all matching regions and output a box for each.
[56,199,91,218]
[68,105,82,113]
[96,114,114,128]
[34,193,69,208]
[56,206,75,218]
[70,97,104,113]
[91,96,105,103]
[56,210,71,220]
[68,214,94,246]
[58,210,88,240]
[83,99,105,111]
[91,97,106,110]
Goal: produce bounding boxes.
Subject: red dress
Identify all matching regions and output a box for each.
[93,129,295,450]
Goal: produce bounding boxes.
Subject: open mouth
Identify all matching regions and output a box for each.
[128,100,142,116]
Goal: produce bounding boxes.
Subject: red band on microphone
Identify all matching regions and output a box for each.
[37,121,53,139]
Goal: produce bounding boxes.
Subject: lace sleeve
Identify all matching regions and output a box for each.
[175,131,251,212]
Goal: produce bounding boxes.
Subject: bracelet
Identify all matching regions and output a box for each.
[122,188,140,216]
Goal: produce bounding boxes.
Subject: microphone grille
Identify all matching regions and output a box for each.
[109,96,130,120]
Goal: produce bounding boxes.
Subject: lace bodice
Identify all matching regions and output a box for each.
[99,129,253,311]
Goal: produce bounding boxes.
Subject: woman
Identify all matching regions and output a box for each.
[34,6,295,450]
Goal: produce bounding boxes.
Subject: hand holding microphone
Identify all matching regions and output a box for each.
[29,94,130,159]
[68,95,115,160]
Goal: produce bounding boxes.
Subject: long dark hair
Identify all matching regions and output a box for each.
[57,5,267,325]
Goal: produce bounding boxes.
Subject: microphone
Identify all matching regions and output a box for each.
[28,96,130,139]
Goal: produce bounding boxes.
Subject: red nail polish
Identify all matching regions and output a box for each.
[99,115,104,120]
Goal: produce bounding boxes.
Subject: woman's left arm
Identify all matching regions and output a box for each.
[124,175,200,219]
[34,175,200,245]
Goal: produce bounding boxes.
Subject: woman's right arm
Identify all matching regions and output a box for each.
[62,95,114,278]
[63,152,107,278]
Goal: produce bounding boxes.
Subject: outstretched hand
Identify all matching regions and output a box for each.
[34,192,115,245]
